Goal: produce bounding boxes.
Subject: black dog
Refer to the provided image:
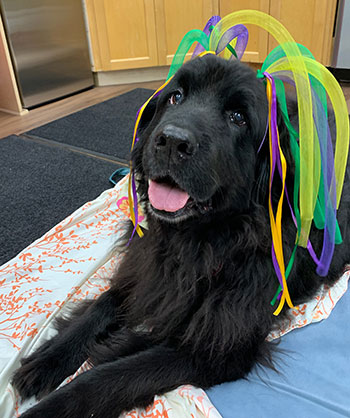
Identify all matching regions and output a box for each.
[13,55,350,417]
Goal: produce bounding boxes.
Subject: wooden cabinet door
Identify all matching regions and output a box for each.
[219,0,270,63]
[269,0,337,65]
[86,0,158,71]
[155,0,219,66]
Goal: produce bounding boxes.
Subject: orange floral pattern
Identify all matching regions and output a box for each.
[117,196,145,224]
[0,174,348,418]
[267,269,349,341]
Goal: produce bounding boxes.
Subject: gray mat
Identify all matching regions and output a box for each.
[0,135,120,265]
[26,88,154,162]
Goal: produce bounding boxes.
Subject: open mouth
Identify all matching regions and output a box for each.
[147,176,212,220]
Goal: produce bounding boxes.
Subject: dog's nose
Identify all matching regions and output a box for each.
[154,125,197,160]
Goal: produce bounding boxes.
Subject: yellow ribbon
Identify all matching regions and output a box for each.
[128,78,174,237]
[264,56,350,209]
[265,78,295,315]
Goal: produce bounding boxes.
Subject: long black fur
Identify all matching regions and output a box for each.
[13,55,350,418]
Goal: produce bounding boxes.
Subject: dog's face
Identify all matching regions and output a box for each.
[132,55,270,223]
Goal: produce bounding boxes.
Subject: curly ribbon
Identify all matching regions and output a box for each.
[127,11,349,315]
[270,77,338,305]
[268,63,347,305]
[167,30,210,79]
[261,42,348,305]
[192,15,221,58]
[215,24,248,60]
[264,72,295,315]
[264,56,349,212]
[207,11,348,311]
[209,11,314,247]
[275,73,338,272]
[168,18,249,79]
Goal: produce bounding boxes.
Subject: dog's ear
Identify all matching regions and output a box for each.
[137,95,159,134]
[131,94,159,171]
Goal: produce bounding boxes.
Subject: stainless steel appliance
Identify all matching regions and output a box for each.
[331,0,350,81]
[0,0,94,108]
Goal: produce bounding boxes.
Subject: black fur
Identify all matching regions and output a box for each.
[13,55,350,418]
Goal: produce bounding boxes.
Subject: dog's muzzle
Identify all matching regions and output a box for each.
[152,124,198,162]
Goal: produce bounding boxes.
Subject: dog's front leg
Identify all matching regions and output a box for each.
[18,344,218,418]
[13,288,124,400]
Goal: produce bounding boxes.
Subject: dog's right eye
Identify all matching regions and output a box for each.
[169,91,182,105]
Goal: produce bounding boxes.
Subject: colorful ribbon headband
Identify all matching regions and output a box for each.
[128,10,349,315]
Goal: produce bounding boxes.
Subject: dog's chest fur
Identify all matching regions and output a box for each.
[114,212,277,356]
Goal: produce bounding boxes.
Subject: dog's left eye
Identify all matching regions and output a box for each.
[169,91,182,105]
[229,111,246,126]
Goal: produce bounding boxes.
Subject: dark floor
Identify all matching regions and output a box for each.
[0,87,155,265]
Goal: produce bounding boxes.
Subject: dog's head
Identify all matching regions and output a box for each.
[132,54,289,223]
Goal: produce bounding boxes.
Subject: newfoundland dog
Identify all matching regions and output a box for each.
[13,54,350,417]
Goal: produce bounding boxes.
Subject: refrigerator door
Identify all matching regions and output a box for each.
[332,0,350,69]
[0,0,94,108]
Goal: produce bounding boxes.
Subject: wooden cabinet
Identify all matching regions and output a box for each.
[155,0,218,66]
[86,0,159,71]
[86,0,337,73]
[269,0,337,65]
[219,0,270,63]
[86,0,218,71]
[218,0,336,65]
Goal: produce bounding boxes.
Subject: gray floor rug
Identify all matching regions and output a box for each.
[0,135,122,265]
[26,88,154,163]
[1,88,153,265]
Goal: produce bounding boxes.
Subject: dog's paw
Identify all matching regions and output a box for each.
[18,380,124,418]
[18,389,69,418]
[20,406,48,418]
[12,351,63,400]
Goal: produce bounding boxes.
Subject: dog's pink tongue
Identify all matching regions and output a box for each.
[148,180,189,212]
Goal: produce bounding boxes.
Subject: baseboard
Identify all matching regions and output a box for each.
[0,107,28,116]
[94,62,263,87]
[94,66,170,86]
[328,67,350,83]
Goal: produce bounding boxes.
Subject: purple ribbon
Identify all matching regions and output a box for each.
[215,24,249,60]
[127,172,140,245]
[192,16,221,58]
[273,71,337,276]
[263,72,285,290]
[192,19,248,61]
